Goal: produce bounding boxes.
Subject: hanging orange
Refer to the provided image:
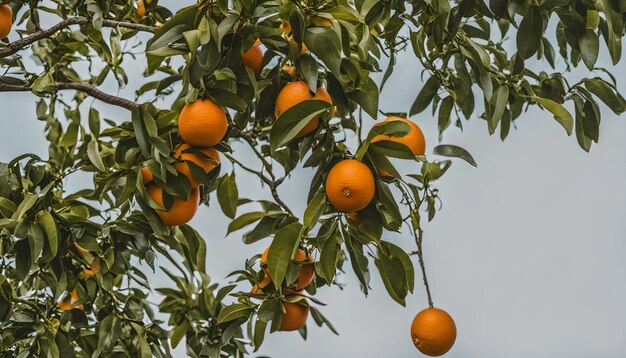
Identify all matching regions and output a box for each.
[279,299,309,331]
[325,159,375,212]
[260,245,315,290]
[274,81,334,138]
[178,98,228,147]
[0,4,12,39]
[410,307,457,356]
[242,39,264,76]
[372,116,426,156]
[173,143,220,188]
[146,185,200,226]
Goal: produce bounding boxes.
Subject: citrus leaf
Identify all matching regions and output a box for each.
[433,144,477,167]
[267,222,303,287]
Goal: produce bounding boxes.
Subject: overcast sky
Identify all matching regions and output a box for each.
[1,2,625,357]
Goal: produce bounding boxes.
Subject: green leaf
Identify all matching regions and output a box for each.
[355,120,411,161]
[87,138,106,172]
[347,77,380,118]
[217,304,254,324]
[270,100,331,151]
[583,78,626,114]
[303,27,342,77]
[296,53,319,93]
[517,6,543,59]
[383,241,415,293]
[438,96,454,134]
[170,320,188,348]
[489,85,509,134]
[267,222,303,287]
[217,173,238,219]
[227,211,266,234]
[320,235,339,283]
[303,189,326,229]
[579,30,599,70]
[535,97,574,135]
[410,76,440,116]
[36,211,58,257]
[27,223,44,264]
[433,145,477,167]
[0,197,16,218]
[59,123,79,148]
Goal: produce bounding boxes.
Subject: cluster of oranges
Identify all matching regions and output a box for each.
[251,245,316,331]
[57,243,100,311]
[133,16,455,355]
[326,116,426,222]
[141,98,226,227]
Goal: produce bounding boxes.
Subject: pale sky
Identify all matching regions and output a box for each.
[1,2,625,357]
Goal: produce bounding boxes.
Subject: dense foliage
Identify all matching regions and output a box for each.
[0,0,624,356]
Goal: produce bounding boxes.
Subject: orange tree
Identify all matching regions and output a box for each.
[0,0,623,356]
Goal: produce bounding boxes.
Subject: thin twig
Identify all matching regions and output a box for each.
[0,16,158,58]
[397,181,434,308]
[0,82,139,110]
[225,153,294,217]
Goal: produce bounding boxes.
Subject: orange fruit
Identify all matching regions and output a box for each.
[261,245,315,290]
[173,143,220,188]
[410,307,457,356]
[81,258,100,279]
[282,65,298,80]
[146,185,200,226]
[178,98,228,147]
[347,212,363,226]
[58,299,74,311]
[141,166,154,185]
[279,299,309,331]
[275,81,334,138]
[74,242,90,254]
[136,0,146,17]
[242,39,264,76]
[325,159,375,212]
[372,116,426,156]
[0,4,12,39]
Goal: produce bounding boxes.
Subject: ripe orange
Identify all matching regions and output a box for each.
[59,290,83,311]
[282,65,298,80]
[173,143,220,188]
[279,299,309,331]
[136,0,146,17]
[347,212,363,226]
[372,116,426,156]
[74,242,90,254]
[58,298,74,311]
[275,81,334,137]
[325,159,375,212]
[0,4,12,39]
[410,307,457,356]
[242,39,264,76]
[81,258,100,279]
[146,185,200,226]
[178,98,228,147]
[141,166,154,185]
[261,245,315,290]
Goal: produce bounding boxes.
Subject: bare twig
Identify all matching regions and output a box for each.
[397,181,434,308]
[0,82,139,110]
[0,16,158,58]
[225,153,294,217]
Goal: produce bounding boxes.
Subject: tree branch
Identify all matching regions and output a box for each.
[0,16,159,58]
[0,82,139,110]
[225,153,294,217]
